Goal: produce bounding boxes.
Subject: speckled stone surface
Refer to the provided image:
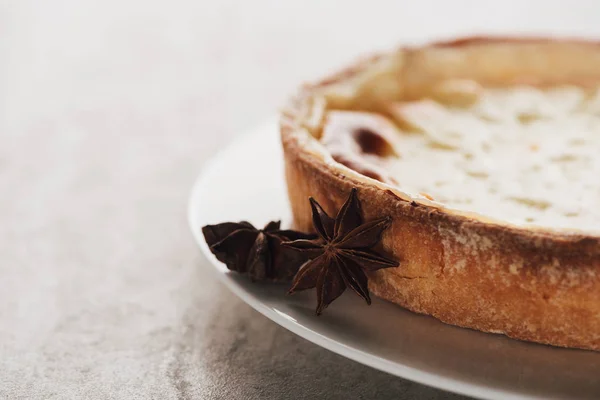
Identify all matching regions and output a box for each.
[2,1,599,398]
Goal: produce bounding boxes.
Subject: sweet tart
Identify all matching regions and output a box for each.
[280,37,600,350]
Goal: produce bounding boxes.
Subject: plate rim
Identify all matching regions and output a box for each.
[187,120,543,400]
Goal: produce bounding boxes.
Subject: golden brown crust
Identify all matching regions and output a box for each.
[280,37,600,350]
[430,35,600,48]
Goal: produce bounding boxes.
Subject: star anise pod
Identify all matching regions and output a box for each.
[202,220,315,281]
[283,188,398,314]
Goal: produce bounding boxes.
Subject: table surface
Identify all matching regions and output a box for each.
[2,1,600,399]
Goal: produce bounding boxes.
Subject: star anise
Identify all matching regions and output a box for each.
[283,188,398,315]
[202,220,315,281]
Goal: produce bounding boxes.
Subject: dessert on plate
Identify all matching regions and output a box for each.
[280,37,600,351]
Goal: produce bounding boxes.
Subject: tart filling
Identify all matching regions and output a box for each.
[320,82,600,231]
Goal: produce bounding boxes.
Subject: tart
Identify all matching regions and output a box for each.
[280,37,600,351]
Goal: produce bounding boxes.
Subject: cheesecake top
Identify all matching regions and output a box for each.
[320,81,600,231]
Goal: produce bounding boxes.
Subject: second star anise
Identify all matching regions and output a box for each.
[284,188,399,314]
[202,220,314,282]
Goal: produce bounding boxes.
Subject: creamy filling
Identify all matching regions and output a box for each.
[321,84,600,231]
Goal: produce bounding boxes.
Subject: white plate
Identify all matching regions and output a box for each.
[188,120,600,400]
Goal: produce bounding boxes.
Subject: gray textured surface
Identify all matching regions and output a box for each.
[2,1,599,398]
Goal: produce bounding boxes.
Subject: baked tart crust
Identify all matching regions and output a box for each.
[280,37,600,351]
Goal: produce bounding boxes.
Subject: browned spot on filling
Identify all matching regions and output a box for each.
[507,196,551,210]
[320,111,400,185]
[517,112,540,124]
[353,127,397,157]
